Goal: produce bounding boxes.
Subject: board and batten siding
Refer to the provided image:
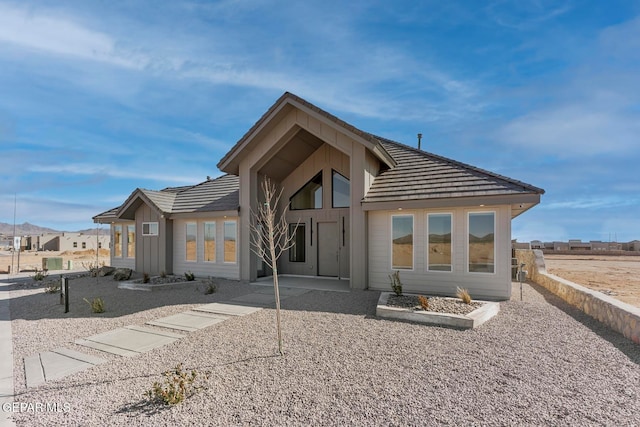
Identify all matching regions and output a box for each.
[173,218,240,280]
[367,205,512,300]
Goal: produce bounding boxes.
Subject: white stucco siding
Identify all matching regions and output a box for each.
[173,217,240,280]
[368,205,513,300]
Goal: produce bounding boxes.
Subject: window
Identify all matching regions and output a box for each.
[73,242,77,248]
[204,222,216,262]
[224,220,237,263]
[290,172,322,210]
[127,225,135,258]
[82,242,86,249]
[289,224,305,262]
[114,225,122,257]
[332,171,350,208]
[468,212,495,273]
[142,222,158,236]
[98,242,102,249]
[186,223,197,261]
[428,213,452,271]
[392,215,413,269]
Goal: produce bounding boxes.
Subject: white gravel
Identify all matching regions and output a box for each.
[6,274,640,426]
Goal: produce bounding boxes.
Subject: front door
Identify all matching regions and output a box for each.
[318,222,339,277]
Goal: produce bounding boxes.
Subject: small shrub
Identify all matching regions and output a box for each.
[44,281,61,294]
[160,270,167,278]
[143,273,150,284]
[32,268,48,281]
[202,277,217,295]
[184,271,195,281]
[456,287,472,304]
[82,261,105,277]
[418,295,429,310]
[144,364,209,405]
[389,270,402,296]
[83,297,105,313]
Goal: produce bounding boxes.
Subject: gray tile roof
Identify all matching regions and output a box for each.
[363,137,544,203]
[93,174,239,223]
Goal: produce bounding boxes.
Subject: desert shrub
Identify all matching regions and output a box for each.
[32,268,48,281]
[145,364,209,405]
[160,270,167,278]
[418,295,429,310]
[83,297,105,313]
[202,277,217,295]
[456,287,472,304]
[82,261,105,277]
[184,271,195,281]
[389,270,402,296]
[44,280,61,294]
[143,273,150,284]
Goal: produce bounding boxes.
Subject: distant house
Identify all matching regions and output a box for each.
[94,92,544,300]
[21,232,109,252]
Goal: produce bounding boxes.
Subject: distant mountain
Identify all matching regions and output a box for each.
[0,222,109,236]
[469,233,495,243]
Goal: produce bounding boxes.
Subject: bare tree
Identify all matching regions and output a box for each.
[249,177,299,356]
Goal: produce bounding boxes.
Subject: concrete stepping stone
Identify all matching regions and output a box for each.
[24,348,105,388]
[194,302,262,317]
[229,293,280,306]
[251,286,310,297]
[146,311,227,332]
[75,326,183,357]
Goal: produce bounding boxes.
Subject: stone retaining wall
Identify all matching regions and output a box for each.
[515,249,640,345]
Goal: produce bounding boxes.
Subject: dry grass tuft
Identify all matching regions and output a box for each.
[456,287,472,304]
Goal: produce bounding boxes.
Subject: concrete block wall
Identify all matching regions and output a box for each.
[515,249,640,345]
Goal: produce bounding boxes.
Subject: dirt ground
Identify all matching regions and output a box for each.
[544,254,640,308]
[0,249,110,274]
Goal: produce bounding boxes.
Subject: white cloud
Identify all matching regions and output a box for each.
[0,3,147,69]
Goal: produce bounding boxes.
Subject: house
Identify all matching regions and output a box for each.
[94,92,544,300]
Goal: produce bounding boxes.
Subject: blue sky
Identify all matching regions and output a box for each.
[0,0,638,242]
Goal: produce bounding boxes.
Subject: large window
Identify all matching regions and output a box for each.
[392,215,413,270]
[114,225,122,257]
[142,222,158,236]
[332,171,350,208]
[186,223,197,261]
[468,212,495,273]
[290,172,323,210]
[127,225,135,258]
[224,220,237,263]
[289,224,305,262]
[204,222,216,262]
[428,213,452,271]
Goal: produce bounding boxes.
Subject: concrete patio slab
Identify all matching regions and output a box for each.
[229,293,280,306]
[75,326,183,357]
[251,286,310,297]
[24,348,106,388]
[146,311,228,332]
[251,275,350,292]
[193,302,262,317]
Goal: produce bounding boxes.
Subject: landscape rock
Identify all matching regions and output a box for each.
[98,266,116,277]
[112,268,132,281]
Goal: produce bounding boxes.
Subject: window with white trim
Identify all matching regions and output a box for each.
[186,222,197,262]
[468,212,495,273]
[142,222,158,236]
[204,222,216,262]
[392,215,413,270]
[427,213,452,272]
[114,225,122,257]
[224,220,237,263]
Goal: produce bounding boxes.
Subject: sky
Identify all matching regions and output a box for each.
[0,0,639,242]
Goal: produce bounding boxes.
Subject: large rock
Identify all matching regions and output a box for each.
[113,268,132,281]
[98,266,116,277]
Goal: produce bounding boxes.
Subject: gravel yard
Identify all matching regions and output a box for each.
[7,275,640,426]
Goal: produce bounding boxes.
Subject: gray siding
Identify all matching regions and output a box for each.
[368,205,512,300]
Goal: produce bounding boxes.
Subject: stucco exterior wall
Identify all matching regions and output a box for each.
[516,250,640,345]
[368,205,513,300]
